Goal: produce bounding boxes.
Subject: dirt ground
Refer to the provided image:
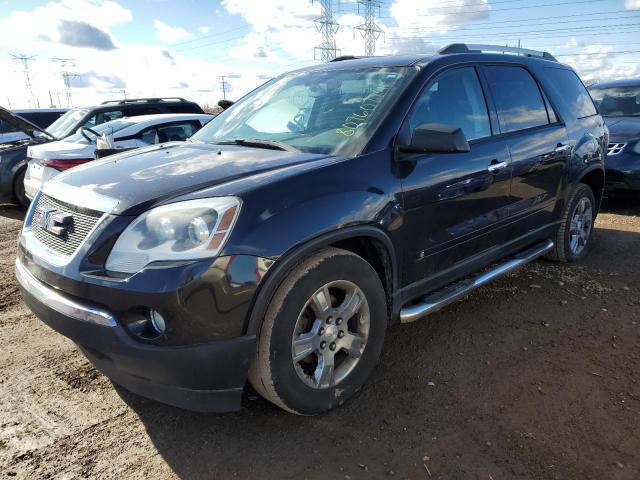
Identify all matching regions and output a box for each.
[0,198,638,480]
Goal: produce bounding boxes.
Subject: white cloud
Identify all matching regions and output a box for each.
[199,26,211,34]
[625,0,640,9]
[561,44,640,84]
[153,20,193,44]
[390,0,489,34]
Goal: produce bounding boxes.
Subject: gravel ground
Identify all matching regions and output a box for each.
[0,198,638,480]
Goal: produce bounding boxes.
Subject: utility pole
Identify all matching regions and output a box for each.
[313,0,339,62]
[50,58,80,107]
[219,76,227,100]
[10,53,36,108]
[354,0,384,56]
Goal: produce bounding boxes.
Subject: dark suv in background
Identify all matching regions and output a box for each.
[589,78,640,192]
[45,97,204,141]
[16,44,606,415]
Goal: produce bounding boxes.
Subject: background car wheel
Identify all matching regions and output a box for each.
[548,183,596,262]
[13,169,29,208]
[248,247,387,415]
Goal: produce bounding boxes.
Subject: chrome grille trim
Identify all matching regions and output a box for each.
[30,194,103,257]
[607,143,626,156]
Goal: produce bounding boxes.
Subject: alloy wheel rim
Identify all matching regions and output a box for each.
[569,196,593,255]
[291,280,370,389]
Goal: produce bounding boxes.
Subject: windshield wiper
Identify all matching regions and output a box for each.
[214,138,299,152]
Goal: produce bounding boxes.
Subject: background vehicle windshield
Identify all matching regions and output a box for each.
[64,119,134,143]
[191,66,413,155]
[46,108,90,138]
[589,86,640,117]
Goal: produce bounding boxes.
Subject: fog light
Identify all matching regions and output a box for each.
[149,310,166,334]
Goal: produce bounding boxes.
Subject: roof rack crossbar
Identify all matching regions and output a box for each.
[100,97,189,105]
[439,43,557,62]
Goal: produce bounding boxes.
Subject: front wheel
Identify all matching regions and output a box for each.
[248,247,387,415]
[548,183,596,262]
[13,169,29,208]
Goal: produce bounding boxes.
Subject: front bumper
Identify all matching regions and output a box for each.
[15,257,257,412]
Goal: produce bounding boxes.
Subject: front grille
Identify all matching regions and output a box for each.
[31,194,103,257]
[607,143,626,155]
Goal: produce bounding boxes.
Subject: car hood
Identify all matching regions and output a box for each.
[604,116,640,141]
[45,142,337,215]
[0,106,54,140]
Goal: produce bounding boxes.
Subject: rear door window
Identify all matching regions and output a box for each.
[544,68,598,119]
[127,107,162,116]
[484,66,550,133]
[409,66,492,141]
[140,121,201,144]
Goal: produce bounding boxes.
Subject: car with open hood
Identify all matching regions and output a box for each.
[16,44,606,415]
[0,108,67,145]
[0,107,56,206]
[589,78,640,192]
[24,113,213,200]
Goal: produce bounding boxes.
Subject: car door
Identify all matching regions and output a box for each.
[398,66,513,287]
[480,65,570,231]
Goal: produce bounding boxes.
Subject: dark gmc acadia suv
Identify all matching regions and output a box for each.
[16,44,607,415]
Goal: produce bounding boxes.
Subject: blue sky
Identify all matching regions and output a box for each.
[0,0,639,108]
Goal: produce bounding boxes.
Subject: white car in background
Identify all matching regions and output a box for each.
[24,113,213,200]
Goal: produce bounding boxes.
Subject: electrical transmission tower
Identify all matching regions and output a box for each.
[10,53,37,107]
[313,0,339,62]
[50,58,79,107]
[354,0,384,56]
[219,76,228,100]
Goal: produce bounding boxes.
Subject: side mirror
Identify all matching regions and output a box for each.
[217,99,234,110]
[399,123,470,155]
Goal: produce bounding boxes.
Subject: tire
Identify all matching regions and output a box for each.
[548,183,596,262]
[13,168,29,208]
[248,247,387,415]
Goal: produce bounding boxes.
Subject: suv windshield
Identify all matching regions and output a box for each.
[191,66,413,155]
[46,108,90,139]
[589,85,640,117]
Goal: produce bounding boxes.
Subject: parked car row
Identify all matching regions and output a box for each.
[14,43,611,415]
[0,97,210,206]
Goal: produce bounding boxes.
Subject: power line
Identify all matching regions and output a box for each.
[314,0,340,62]
[379,0,614,17]
[355,0,385,56]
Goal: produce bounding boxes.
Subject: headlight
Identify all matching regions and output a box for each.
[105,197,241,274]
[632,141,640,155]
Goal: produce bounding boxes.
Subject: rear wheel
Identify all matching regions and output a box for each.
[548,183,596,262]
[248,247,387,415]
[13,169,29,208]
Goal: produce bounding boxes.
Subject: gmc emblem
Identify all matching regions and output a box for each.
[33,207,73,237]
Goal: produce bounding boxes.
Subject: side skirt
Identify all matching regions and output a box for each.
[399,239,554,323]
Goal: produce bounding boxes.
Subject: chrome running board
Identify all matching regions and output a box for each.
[399,240,554,324]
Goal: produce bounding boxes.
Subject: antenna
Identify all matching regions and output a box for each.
[354,0,384,56]
[50,58,80,107]
[10,53,37,108]
[313,0,339,62]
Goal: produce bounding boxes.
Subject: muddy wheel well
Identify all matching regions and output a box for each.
[580,169,605,212]
[329,236,394,320]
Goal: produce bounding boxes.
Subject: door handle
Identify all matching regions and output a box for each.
[554,144,572,154]
[487,160,508,173]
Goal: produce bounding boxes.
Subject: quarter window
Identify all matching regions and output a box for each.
[409,67,491,141]
[544,68,598,118]
[484,66,550,133]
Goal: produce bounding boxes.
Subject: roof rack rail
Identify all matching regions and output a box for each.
[100,97,189,105]
[439,43,557,62]
[330,55,360,62]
